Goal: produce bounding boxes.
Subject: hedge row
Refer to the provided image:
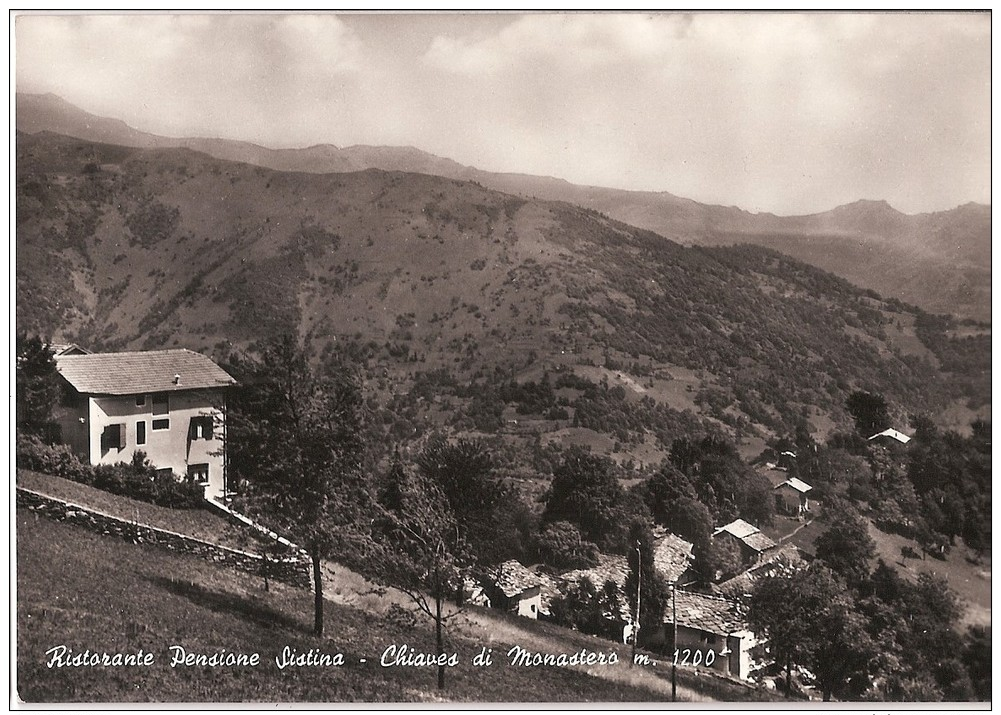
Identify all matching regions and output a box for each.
[16,433,205,509]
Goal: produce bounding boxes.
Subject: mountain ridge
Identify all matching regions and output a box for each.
[16,131,989,465]
[17,92,989,322]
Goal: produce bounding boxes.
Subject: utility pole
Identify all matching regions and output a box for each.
[631,541,641,667]
[671,584,677,702]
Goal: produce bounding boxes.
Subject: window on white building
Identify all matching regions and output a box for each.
[187,464,209,483]
[188,416,214,440]
[100,423,125,450]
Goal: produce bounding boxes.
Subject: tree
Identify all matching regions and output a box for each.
[669,434,769,524]
[416,436,528,566]
[644,463,698,522]
[814,512,876,586]
[372,457,469,690]
[227,335,370,636]
[749,565,858,699]
[534,521,599,570]
[962,626,991,701]
[624,521,669,644]
[16,333,60,438]
[542,448,626,551]
[846,391,891,437]
[550,576,623,639]
[699,534,742,583]
[858,563,970,701]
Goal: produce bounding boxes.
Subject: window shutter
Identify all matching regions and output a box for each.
[117,423,126,449]
[203,417,213,440]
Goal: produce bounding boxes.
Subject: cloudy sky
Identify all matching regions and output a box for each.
[15,12,991,215]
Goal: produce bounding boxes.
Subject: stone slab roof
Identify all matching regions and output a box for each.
[652,531,695,584]
[56,349,236,395]
[483,560,542,599]
[741,531,777,553]
[668,590,749,636]
[714,543,807,599]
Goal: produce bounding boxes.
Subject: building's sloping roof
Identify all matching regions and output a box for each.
[713,518,759,540]
[56,349,236,395]
[534,570,563,617]
[741,531,777,553]
[668,590,749,636]
[713,518,776,553]
[50,343,92,356]
[560,554,631,622]
[715,543,807,599]
[652,531,695,584]
[868,428,911,444]
[775,477,813,494]
[562,553,629,590]
[483,560,541,599]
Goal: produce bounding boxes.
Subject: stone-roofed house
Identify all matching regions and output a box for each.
[480,560,543,619]
[559,553,632,638]
[646,590,757,680]
[714,543,808,601]
[774,477,813,516]
[713,518,777,568]
[53,349,236,500]
[652,529,696,585]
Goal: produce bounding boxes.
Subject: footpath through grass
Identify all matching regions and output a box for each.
[18,510,743,703]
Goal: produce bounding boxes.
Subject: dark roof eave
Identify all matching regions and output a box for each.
[73,382,236,397]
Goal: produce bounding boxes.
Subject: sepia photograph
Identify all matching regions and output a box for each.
[12,10,991,706]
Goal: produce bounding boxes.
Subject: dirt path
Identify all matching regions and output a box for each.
[776,518,814,544]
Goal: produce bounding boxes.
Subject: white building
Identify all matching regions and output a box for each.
[53,349,236,500]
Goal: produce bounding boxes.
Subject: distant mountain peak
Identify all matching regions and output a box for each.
[836,198,900,214]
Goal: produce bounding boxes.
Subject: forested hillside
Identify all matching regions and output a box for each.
[15,131,989,476]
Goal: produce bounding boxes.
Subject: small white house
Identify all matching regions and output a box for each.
[774,477,813,516]
[480,560,542,619]
[53,349,236,500]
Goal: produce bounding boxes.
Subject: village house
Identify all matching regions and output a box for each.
[714,542,808,601]
[650,590,757,680]
[53,349,236,501]
[480,560,543,619]
[652,529,696,585]
[557,553,632,639]
[773,477,813,516]
[712,518,776,568]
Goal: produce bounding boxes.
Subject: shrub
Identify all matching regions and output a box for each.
[16,434,204,509]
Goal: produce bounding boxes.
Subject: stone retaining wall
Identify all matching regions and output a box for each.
[16,487,310,589]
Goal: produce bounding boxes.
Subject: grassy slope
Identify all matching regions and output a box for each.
[16,469,251,551]
[16,511,774,704]
[760,500,991,632]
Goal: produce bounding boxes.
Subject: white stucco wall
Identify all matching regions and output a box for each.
[516,590,542,619]
[86,388,227,499]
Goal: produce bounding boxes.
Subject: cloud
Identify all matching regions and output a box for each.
[423,13,692,74]
[16,14,365,137]
[14,12,990,214]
